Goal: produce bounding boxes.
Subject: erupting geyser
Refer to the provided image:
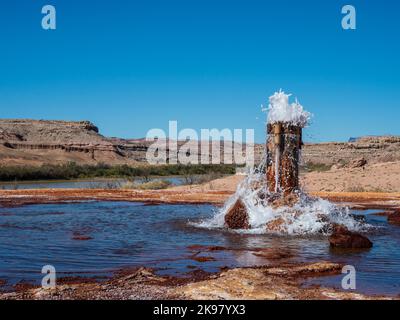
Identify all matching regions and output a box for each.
[266,121,303,195]
[265,90,309,195]
[196,90,373,245]
[224,89,311,231]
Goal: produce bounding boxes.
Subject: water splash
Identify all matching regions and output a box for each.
[194,90,369,235]
[195,158,370,235]
[274,146,280,193]
[266,89,311,127]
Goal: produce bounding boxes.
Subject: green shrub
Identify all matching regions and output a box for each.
[302,162,332,172]
[0,162,237,182]
[122,180,171,190]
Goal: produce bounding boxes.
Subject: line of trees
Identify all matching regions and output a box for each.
[0,162,237,182]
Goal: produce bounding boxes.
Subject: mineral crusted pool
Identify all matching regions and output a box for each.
[0,201,399,296]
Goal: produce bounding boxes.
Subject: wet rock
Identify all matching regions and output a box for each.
[388,210,400,225]
[266,262,342,276]
[331,224,348,234]
[174,262,360,300]
[191,256,216,263]
[72,235,93,241]
[224,199,250,229]
[349,213,366,223]
[13,281,37,293]
[329,224,372,249]
[117,267,157,283]
[269,193,299,209]
[265,217,286,233]
[187,245,227,251]
[252,248,293,260]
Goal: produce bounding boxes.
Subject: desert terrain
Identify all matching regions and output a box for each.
[2,119,400,193]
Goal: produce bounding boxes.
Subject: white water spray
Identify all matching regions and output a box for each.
[274,147,280,193]
[267,89,311,127]
[195,155,369,235]
[194,90,370,235]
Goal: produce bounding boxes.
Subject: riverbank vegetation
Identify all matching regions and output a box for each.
[0,162,237,182]
[301,162,332,172]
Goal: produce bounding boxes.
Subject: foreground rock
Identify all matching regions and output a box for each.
[1,262,393,300]
[348,157,367,168]
[224,194,302,231]
[329,225,373,249]
[224,199,250,229]
[173,262,390,300]
[388,210,400,225]
[0,267,179,300]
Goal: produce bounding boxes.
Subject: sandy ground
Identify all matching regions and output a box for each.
[302,161,400,193]
[204,161,400,193]
[157,160,400,195]
[171,161,400,194]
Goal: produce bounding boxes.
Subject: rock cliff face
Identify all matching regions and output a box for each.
[0,119,254,166]
[1,119,400,167]
[0,119,127,165]
[301,136,400,166]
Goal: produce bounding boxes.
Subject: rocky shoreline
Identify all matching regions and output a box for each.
[1,187,400,210]
[0,261,394,300]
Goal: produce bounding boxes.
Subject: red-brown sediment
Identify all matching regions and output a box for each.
[187,245,227,251]
[190,256,216,263]
[0,189,231,207]
[1,189,399,209]
[72,235,93,241]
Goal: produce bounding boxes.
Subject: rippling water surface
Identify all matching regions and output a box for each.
[0,201,399,296]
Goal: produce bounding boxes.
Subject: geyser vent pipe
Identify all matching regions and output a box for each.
[273,123,282,193]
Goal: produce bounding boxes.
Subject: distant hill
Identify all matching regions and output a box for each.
[348,137,359,143]
[1,119,400,167]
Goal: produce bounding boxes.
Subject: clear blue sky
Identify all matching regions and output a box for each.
[0,0,399,143]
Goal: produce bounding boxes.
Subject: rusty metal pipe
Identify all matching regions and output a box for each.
[273,123,282,146]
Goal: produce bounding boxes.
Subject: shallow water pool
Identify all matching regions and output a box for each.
[0,201,399,296]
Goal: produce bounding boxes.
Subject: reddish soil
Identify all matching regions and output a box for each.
[1,188,400,210]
